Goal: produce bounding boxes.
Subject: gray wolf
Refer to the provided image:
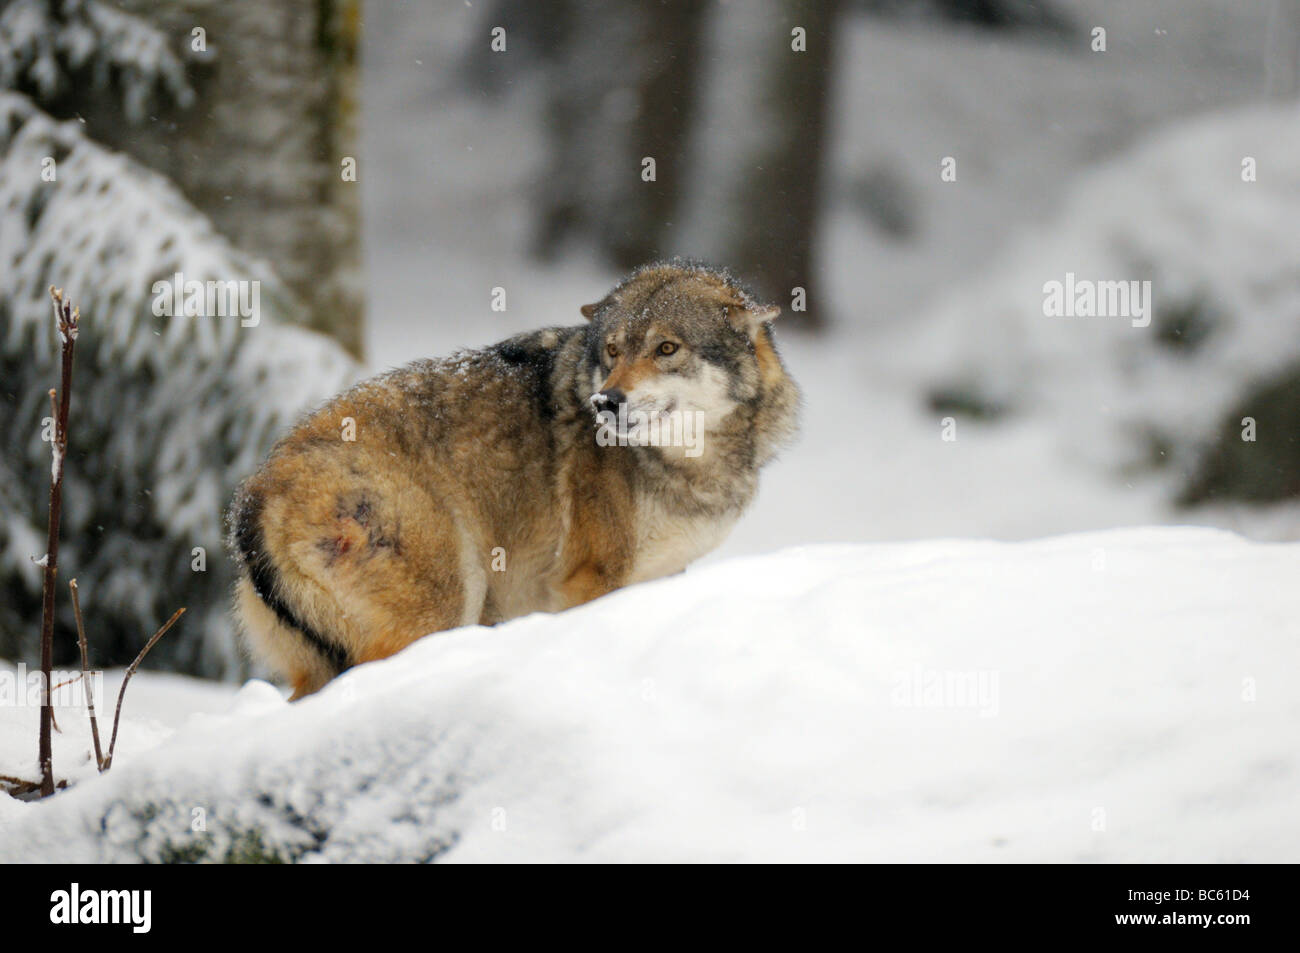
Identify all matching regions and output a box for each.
[227,261,800,697]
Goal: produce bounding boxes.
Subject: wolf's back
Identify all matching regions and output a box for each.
[225,334,588,697]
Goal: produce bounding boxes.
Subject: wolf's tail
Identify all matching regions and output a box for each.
[227,481,353,695]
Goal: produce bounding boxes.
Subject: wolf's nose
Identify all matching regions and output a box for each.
[591,388,626,409]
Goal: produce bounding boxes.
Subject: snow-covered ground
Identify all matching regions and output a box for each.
[2,528,1296,862]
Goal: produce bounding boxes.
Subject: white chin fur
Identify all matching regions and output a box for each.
[630,364,735,420]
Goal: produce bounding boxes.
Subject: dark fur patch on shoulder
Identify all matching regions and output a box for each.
[491,331,564,421]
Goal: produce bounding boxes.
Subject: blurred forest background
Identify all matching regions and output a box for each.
[1,0,1297,680]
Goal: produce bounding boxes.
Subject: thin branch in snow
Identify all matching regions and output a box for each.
[69,578,104,772]
[102,607,185,771]
[0,774,41,798]
[49,672,83,691]
[36,285,78,798]
[0,773,67,798]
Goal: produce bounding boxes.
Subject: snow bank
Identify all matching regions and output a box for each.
[919,105,1300,488]
[1,528,1296,862]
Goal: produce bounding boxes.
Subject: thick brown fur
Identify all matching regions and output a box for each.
[227,262,800,697]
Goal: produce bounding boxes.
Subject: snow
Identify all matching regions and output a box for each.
[0,663,238,805]
[0,0,193,122]
[917,104,1300,481]
[1,0,1297,863]
[1,528,1296,862]
[720,101,1300,557]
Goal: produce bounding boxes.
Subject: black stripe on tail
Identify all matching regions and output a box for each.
[230,486,352,675]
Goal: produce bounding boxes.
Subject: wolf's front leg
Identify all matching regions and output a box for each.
[559,561,624,608]
[556,494,635,609]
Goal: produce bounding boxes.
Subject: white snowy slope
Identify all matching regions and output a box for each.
[916,103,1300,478]
[1,527,1297,863]
[0,666,240,799]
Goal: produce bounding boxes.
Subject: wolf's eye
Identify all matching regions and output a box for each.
[606,342,618,359]
[657,341,678,356]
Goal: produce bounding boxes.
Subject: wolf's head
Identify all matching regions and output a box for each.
[579,262,799,464]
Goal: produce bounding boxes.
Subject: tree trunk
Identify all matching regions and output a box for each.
[533,0,706,268]
[93,0,365,356]
[1267,0,1300,98]
[710,0,840,327]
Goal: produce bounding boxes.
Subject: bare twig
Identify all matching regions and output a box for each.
[0,774,68,798]
[46,689,62,733]
[0,774,41,798]
[102,608,185,771]
[69,579,105,772]
[37,286,79,798]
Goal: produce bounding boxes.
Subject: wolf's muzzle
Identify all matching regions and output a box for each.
[590,388,627,411]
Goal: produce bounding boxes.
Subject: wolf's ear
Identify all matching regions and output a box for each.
[726,302,781,337]
[581,296,612,321]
